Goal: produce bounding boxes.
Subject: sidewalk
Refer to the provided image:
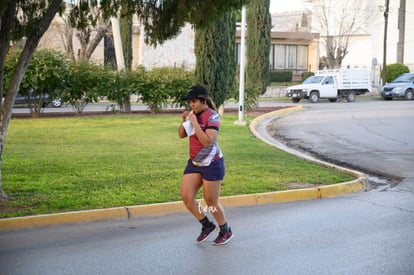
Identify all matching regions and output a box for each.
[0,106,367,231]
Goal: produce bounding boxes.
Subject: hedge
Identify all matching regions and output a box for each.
[4,49,196,114]
[270,70,292,82]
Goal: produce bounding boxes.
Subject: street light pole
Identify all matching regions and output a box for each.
[235,6,246,126]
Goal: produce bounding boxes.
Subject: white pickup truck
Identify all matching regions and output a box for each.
[286,69,372,103]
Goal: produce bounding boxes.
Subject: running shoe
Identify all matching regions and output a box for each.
[212,227,233,246]
[196,223,217,243]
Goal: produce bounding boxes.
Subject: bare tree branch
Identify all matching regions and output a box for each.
[314,0,375,69]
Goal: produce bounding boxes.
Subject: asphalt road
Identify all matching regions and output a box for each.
[267,98,414,183]
[1,98,413,275]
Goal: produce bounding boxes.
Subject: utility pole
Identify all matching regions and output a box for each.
[382,0,390,85]
[397,0,406,64]
[235,6,247,126]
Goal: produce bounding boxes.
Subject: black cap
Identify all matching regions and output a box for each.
[182,85,208,100]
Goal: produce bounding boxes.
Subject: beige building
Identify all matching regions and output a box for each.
[39,0,413,87]
[38,9,320,83]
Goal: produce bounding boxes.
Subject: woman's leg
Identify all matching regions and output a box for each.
[202,180,226,226]
[181,173,205,220]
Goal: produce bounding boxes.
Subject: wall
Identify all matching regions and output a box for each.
[138,24,196,70]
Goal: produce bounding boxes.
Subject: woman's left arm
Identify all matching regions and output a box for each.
[189,114,217,147]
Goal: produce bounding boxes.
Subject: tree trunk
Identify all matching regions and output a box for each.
[121,100,131,113]
[0,0,18,199]
[0,1,17,98]
[83,22,109,61]
[0,0,63,198]
[64,23,75,60]
[77,28,91,61]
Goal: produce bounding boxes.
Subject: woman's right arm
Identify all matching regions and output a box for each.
[178,111,189,138]
[178,123,187,138]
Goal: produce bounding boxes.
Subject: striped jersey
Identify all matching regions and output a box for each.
[189,108,223,163]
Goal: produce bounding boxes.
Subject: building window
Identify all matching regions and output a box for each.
[236,43,308,71]
[273,45,286,69]
[286,45,297,69]
[296,45,308,70]
[270,44,308,70]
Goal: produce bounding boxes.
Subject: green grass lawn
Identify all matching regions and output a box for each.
[0,114,354,218]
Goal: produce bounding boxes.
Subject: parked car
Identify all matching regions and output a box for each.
[14,89,62,107]
[381,73,414,100]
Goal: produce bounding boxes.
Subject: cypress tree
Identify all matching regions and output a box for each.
[246,0,271,104]
[226,11,238,100]
[120,12,133,70]
[194,12,234,108]
[119,9,133,112]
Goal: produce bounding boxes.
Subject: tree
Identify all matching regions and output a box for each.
[67,2,110,61]
[314,0,375,69]
[120,9,133,70]
[0,0,248,197]
[48,2,110,61]
[119,6,133,113]
[246,0,271,105]
[194,12,234,109]
[226,11,238,100]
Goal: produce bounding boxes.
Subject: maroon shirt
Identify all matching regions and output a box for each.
[189,108,222,163]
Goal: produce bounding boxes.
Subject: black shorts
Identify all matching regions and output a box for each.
[183,158,225,181]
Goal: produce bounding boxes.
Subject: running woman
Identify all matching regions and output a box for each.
[178,85,233,246]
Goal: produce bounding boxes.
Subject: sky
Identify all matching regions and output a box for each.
[269,0,306,13]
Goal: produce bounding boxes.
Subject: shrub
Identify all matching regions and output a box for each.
[270,70,292,82]
[4,49,68,117]
[140,67,194,113]
[63,61,104,114]
[105,68,147,112]
[384,63,409,83]
[5,49,196,114]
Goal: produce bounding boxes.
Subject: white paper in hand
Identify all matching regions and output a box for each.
[182,120,195,136]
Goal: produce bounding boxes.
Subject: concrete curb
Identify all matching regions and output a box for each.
[0,106,367,231]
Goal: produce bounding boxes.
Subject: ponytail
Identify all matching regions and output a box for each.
[205,97,217,111]
[198,96,217,111]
